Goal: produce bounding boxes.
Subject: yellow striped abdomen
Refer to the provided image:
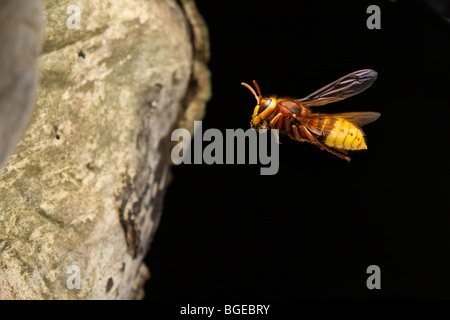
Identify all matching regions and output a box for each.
[324,119,367,150]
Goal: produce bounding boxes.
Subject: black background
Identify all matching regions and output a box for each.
[145,0,450,299]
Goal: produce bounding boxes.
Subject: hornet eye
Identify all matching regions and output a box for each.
[259,99,272,112]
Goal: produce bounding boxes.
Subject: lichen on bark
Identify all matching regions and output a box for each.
[0,0,210,300]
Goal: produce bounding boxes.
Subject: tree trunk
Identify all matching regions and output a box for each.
[0,0,210,300]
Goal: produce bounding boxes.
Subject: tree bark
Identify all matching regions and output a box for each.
[0,0,42,170]
[0,0,210,299]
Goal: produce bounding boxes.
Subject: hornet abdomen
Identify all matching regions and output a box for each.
[309,117,367,150]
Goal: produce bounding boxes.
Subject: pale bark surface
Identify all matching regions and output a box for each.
[0,0,210,299]
[0,0,42,170]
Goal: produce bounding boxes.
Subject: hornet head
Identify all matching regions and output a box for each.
[241,80,278,131]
